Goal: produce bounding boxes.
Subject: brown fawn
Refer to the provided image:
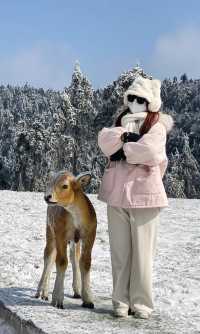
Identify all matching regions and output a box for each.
[35,171,97,309]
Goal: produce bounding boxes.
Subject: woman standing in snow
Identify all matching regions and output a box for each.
[98,76,173,319]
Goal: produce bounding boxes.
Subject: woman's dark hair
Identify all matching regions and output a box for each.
[115,102,159,135]
[115,109,130,127]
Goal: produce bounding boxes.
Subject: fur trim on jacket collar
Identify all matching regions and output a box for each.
[114,106,174,133]
[159,112,174,133]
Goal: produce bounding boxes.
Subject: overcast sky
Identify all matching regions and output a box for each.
[0,0,200,89]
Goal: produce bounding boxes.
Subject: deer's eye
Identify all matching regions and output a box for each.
[62,184,68,189]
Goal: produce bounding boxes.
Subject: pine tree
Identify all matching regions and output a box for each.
[164,149,185,198]
[179,135,200,198]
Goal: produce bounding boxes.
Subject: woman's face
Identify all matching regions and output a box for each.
[127,94,147,114]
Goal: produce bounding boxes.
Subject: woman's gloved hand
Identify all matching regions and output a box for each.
[121,132,142,143]
[110,148,126,161]
[110,132,142,161]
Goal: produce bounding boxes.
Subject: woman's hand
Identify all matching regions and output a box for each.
[121,132,142,143]
[110,132,142,161]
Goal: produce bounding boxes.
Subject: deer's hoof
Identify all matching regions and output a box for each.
[57,303,64,309]
[34,293,40,299]
[41,296,48,301]
[34,291,49,301]
[82,302,94,309]
[51,301,64,309]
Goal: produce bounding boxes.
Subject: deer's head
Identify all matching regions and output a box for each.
[44,171,91,207]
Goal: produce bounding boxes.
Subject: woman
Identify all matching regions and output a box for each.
[97,76,173,319]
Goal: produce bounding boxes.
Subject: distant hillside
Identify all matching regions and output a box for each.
[0,65,200,198]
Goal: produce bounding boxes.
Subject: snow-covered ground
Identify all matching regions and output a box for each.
[0,191,199,334]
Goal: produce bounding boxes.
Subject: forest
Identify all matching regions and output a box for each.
[0,64,200,198]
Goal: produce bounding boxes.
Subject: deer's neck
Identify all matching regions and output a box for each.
[64,191,86,228]
[66,204,81,229]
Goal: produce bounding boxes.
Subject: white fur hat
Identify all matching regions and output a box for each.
[124,76,162,112]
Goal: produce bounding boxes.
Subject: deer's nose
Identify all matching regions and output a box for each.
[44,194,52,203]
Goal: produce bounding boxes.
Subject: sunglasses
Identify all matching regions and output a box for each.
[127,94,147,105]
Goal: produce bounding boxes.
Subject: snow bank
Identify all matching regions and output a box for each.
[0,191,199,333]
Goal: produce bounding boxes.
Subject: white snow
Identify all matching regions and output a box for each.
[0,191,199,333]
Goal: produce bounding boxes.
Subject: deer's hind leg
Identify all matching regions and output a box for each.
[80,228,96,309]
[35,224,56,300]
[70,240,81,298]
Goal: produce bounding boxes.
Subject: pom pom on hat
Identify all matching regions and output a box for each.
[124,76,162,112]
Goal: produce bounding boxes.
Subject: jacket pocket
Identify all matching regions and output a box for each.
[130,166,161,195]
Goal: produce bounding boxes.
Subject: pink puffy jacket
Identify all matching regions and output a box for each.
[98,113,174,208]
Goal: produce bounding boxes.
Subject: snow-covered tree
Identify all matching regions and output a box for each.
[0,66,200,197]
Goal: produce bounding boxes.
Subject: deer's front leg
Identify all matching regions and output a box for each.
[35,224,56,300]
[52,242,68,309]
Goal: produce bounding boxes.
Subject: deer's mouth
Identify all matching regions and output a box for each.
[45,199,58,205]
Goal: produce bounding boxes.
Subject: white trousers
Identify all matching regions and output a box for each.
[107,205,159,315]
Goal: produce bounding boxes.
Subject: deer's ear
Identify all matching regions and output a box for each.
[76,172,91,188]
[47,171,56,181]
